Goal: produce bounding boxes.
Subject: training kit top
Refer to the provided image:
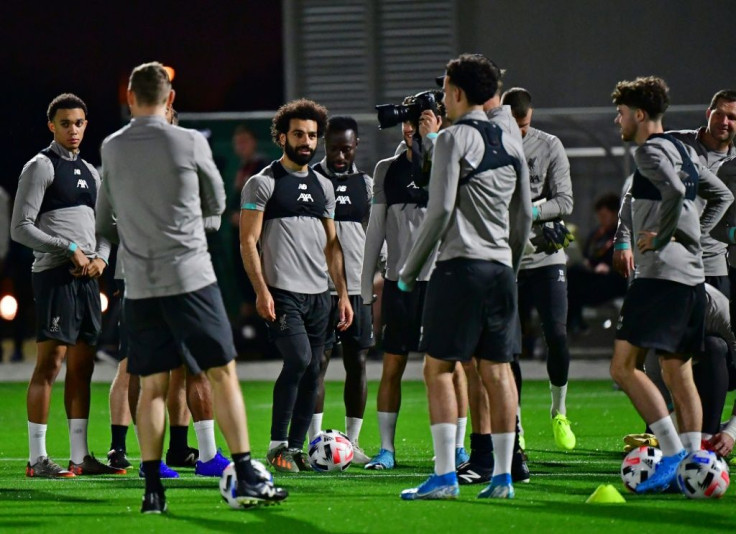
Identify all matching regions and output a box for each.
[11,141,110,273]
[668,128,736,277]
[97,115,224,299]
[313,158,372,296]
[399,109,532,289]
[519,127,574,270]
[614,134,732,286]
[241,160,336,295]
[714,158,736,268]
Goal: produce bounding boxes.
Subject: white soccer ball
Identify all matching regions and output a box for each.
[676,449,730,499]
[219,460,273,509]
[620,445,663,492]
[308,429,354,472]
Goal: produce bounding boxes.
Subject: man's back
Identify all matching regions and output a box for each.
[99,115,225,299]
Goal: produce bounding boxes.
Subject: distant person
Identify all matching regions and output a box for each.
[567,192,627,333]
[11,93,121,478]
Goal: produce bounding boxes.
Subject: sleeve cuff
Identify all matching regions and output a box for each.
[729,227,736,244]
[397,279,411,292]
[532,206,539,220]
[67,242,78,256]
[613,242,630,251]
[241,202,259,210]
[426,132,438,140]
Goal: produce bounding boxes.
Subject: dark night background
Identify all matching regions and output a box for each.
[0,1,284,196]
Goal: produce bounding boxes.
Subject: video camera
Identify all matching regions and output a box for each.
[375,90,445,130]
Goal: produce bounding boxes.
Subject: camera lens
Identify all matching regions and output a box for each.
[375,104,411,130]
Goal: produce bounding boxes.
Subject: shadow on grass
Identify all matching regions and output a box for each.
[167,506,342,534]
[0,487,107,504]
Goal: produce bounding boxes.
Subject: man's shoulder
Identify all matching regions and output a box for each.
[525,127,563,149]
[101,124,133,149]
[666,129,699,145]
[374,154,401,177]
[20,151,54,178]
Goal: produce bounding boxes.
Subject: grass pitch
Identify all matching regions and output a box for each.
[0,379,733,533]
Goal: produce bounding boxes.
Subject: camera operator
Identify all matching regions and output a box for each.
[361,92,441,470]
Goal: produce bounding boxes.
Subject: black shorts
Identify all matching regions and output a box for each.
[266,287,331,347]
[325,294,374,350]
[517,264,568,328]
[124,283,236,376]
[32,264,101,345]
[381,279,427,356]
[615,278,705,355]
[420,258,517,363]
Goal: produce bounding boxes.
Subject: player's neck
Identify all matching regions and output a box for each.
[130,105,167,119]
[280,155,308,173]
[635,121,663,146]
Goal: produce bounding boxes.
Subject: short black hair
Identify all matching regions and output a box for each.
[501,87,533,120]
[445,53,501,106]
[47,93,87,122]
[326,116,359,138]
[129,61,172,106]
[594,193,621,213]
[709,89,736,110]
[271,98,328,145]
[611,76,670,120]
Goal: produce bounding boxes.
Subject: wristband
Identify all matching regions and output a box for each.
[426,132,438,140]
[730,227,736,245]
[613,242,630,250]
[67,242,78,256]
[722,416,736,441]
[532,206,539,220]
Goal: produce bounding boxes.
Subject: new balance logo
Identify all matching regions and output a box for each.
[336,185,347,192]
[336,195,351,205]
[458,469,482,484]
[73,169,81,175]
[557,269,565,283]
[298,183,308,190]
[407,181,420,189]
[49,316,61,333]
[297,193,314,202]
[76,179,89,189]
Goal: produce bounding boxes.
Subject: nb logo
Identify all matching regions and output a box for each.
[557,269,565,283]
[76,179,89,189]
[336,195,351,204]
[297,193,314,202]
[298,183,308,190]
[336,185,347,192]
[73,169,82,175]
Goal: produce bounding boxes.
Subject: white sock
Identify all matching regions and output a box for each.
[269,440,287,452]
[345,416,363,444]
[193,420,217,462]
[679,432,702,453]
[308,413,323,443]
[650,416,684,456]
[456,417,467,449]
[377,412,398,452]
[431,423,456,476]
[491,432,515,478]
[550,383,568,417]
[28,422,48,464]
[68,419,89,464]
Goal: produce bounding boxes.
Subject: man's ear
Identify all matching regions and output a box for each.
[635,108,647,122]
[278,132,286,147]
[167,89,176,108]
[48,121,55,135]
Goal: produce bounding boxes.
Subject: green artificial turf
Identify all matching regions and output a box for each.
[0,380,733,533]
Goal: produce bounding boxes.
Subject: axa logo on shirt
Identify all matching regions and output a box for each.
[407,181,420,190]
[76,179,89,189]
[336,195,352,205]
[297,193,314,202]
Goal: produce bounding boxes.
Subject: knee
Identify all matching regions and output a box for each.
[343,348,367,377]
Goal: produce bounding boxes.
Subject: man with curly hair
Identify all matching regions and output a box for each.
[610,76,732,493]
[240,99,353,472]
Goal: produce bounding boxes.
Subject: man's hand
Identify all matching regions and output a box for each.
[256,290,276,322]
[86,258,107,278]
[335,294,354,331]
[636,231,658,252]
[709,432,735,457]
[613,248,634,278]
[419,110,441,138]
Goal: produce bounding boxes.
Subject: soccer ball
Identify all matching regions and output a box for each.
[308,429,354,472]
[219,460,273,509]
[676,450,730,499]
[620,446,663,492]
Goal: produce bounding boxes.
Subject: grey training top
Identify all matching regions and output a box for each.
[399,109,532,286]
[314,158,372,295]
[614,135,732,286]
[715,157,736,267]
[0,186,9,262]
[704,282,736,358]
[668,128,736,276]
[11,141,110,272]
[96,116,224,299]
[519,127,573,269]
[241,162,336,295]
